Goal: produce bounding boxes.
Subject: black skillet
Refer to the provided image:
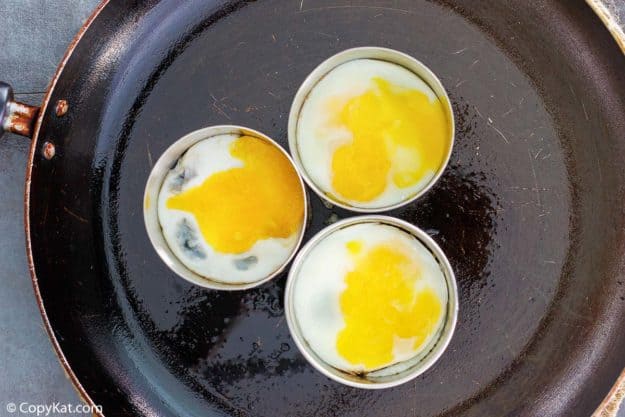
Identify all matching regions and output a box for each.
[1,0,624,415]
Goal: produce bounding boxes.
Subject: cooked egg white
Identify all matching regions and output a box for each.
[293,223,448,375]
[296,59,451,209]
[158,134,305,284]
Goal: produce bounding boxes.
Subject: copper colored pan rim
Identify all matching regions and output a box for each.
[594,370,625,417]
[23,0,111,415]
[20,0,625,416]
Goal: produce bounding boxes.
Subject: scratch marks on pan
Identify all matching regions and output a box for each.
[569,83,593,126]
[146,142,153,168]
[451,47,468,55]
[454,79,468,88]
[501,107,515,117]
[473,105,484,119]
[508,185,550,192]
[469,59,479,69]
[297,5,412,15]
[568,83,578,101]
[299,0,304,11]
[527,149,543,210]
[570,80,598,186]
[315,31,335,38]
[527,282,551,305]
[581,101,589,121]
[488,122,510,144]
[500,331,517,359]
[312,31,340,45]
[473,106,510,144]
[592,135,603,184]
[212,104,230,120]
[63,206,88,224]
[210,93,231,120]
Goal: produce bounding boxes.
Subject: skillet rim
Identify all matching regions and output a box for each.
[21,0,625,415]
[23,1,111,415]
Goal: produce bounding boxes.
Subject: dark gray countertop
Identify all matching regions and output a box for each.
[0,1,623,416]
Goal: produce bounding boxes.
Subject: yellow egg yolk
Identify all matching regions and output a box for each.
[330,77,450,202]
[336,240,443,370]
[166,136,304,254]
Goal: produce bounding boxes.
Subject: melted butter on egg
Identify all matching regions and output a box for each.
[329,77,450,203]
[336,239,443,370]
[166,135,304,254]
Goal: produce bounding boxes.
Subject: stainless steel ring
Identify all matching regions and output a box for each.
[144,125,309,291]
[284,215,459,389]
[287,47,455,213]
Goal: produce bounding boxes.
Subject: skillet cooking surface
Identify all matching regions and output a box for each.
[27,0,625,416]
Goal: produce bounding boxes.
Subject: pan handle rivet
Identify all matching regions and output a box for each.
[55,100,68,117]
[43,141,56,160]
